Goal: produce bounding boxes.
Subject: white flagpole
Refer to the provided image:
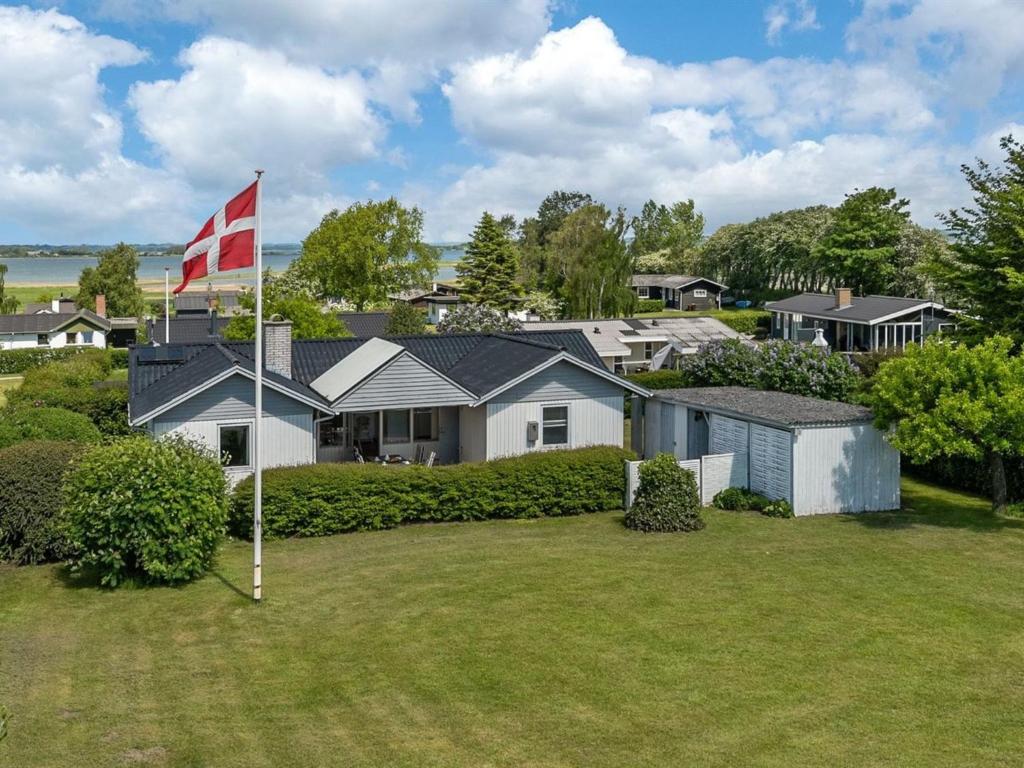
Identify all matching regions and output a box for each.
[164,267,170,344]
[253,169,264,604]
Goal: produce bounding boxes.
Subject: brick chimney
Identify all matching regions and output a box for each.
[95,294,107,318]
[263,319,292,378]
[835,287,853,309]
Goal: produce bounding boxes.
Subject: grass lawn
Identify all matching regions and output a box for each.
[0,375,22,408]
[2,478,1023,767]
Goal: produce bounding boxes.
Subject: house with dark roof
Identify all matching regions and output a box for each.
[146,311,391,346]
[766,288,957,352]
[0,307,111,350]
[631,275,727,310]
[174,288,243,316]
[128,323,649,479]
[634,386,900,516]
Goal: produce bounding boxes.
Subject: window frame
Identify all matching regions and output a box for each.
[637,286,650,298]
[643,341,655,360]
[692,288,708,298]
[412,407,438,442]
[218,421,253,469]
[541,404,570,447]
[382,408,411,444]
[36,333,48,346]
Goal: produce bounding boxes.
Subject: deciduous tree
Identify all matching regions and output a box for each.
[0,264,18,314]
[77,243,144,317]
[385,301,427,335]
[549,204,633,318]
[869,336,1024,512]
[222,272,349,341]
[295,199,439,310]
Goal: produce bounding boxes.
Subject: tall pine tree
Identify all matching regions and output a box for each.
[932,135,1024,346]
[458,212,520,309]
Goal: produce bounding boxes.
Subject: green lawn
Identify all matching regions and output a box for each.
[0,375,22,408]
[2,478,1023,767]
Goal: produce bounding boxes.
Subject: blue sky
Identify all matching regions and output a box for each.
[1,0,1022,243]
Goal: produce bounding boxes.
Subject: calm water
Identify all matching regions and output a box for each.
[0,247,463,285]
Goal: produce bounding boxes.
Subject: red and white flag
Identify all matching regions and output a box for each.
[174,181,258,293]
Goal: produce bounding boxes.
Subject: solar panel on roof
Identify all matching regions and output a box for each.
[136,346,187,363]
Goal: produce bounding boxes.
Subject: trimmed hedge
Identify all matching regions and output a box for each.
[0,440,87,564]
[0,346,127,375]
[230,446,634,539]
[712,487,769,512]
[636,298,666,313]
[0,406,102,449]
[626,369,689,390]
[715,310,771,337]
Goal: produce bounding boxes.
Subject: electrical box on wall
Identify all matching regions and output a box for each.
[526,421,539,442]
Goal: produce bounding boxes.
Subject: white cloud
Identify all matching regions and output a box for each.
[103,0,552,120]
[0,6,144,172]
[129,37,383,192]
[765,0,820,44]
[847,0,1024,108]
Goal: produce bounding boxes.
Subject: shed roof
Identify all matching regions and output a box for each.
[654,386,875,428]
[765,293,944,324]
[525,316,742,357]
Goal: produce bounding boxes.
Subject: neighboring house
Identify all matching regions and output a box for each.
[0,308,110,350]
[766,289,957,352]
[631,275,727,310]
[525,316,744,373]
[391,282,464,325]
[146,311,392,345]
[634,387,900,516]
[24,297,77,314]
[174,288,243,316]
[128,325,649,479]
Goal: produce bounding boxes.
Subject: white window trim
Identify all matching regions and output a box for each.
[541,403,570,447]
[637,286,650,298]
[692,288,708,298]
[218,419,254,469]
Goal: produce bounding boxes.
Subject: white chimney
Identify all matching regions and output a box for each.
[263,319,292,378]
[51,298,60,313]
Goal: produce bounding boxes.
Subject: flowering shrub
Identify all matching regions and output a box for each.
[436,304,523,333]
[680,339,860,401]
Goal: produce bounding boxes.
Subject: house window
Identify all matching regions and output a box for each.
[542,405,569,446]
[383,409,410,444]
[637,286,649,298]
[319,414,347,446]
[219,425,250,467]
[692,289,708,298]
[82,331,94,344]
[36,333,48,346]
[644,341,654,360]
[413,408,437,441]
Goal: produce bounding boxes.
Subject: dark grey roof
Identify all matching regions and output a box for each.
[338,312,391,338]
[654,386,874,428]
[24,299,76,314]
[174,290,241,312]
[632,274,726,290]
[766,293,940,324]
[0,309,110,334]
[150,316,229,343]
[129,329,620,421]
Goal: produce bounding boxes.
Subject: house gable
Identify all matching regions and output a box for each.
[332,351,476,411]
[152,371,316,424]
[488,359,631,404]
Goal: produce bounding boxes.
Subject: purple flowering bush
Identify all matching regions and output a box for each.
[680,339,860,401]
[436,304,523,334]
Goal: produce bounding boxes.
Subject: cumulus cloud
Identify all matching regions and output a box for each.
[103,0,552,120]
[129,37,383,191]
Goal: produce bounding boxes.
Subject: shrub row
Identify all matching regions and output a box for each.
[0,441,88,565]
[230,446,634,539]
[712,486,793,518]
[0,407,101,449]
[635,298,666,313]
[0,346,127,375]
[715,310,771,337]
[626,369,689,390]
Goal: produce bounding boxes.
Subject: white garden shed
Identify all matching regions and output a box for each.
[632,387,900,516]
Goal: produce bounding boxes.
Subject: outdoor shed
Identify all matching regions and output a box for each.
[633,387,900,516]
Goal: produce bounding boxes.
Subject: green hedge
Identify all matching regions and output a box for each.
[626,369,689,389]
[0,406,102,449]
[0,440,88,564]
[230,446,634,539]
[715,310,771,336]
[636,298,666,313]
[0,346,127,375]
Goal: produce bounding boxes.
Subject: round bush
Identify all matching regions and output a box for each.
[712,487,770,512]
[0,441,87,564]
[625,453,704,533]
[762,499,794,519]
[0,406,102,449]
[63,435,229,586]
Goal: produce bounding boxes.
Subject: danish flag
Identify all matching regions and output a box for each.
[174,181,258,293]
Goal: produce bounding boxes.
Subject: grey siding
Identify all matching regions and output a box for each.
[492,360,623,403]
[156,373,312,422]
[485,395,623,459]
[459,404,487,462]
[335,353,474,411]
[791,424,900,515]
